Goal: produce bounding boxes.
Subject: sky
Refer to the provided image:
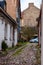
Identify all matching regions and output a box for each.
[20,0,42,11]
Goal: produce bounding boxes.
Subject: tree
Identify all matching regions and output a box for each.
[21,26,38,41]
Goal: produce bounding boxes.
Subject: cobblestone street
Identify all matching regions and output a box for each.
[0,43,41,65]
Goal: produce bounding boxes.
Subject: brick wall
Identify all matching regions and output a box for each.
[21,3,40,27]
[6,0,17,20]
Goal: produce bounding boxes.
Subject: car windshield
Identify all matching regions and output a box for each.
[31,36,38,39]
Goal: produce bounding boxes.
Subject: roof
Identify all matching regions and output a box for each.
[0,7,18,26]
[21,3,40,19]
[23,3,40,12]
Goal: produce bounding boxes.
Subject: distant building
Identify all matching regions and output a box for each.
[21,3,40,27]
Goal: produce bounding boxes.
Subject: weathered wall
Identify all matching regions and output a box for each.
[0,18,5,50]
[6,0,17,20]
[0,17,18,50]
[21,3,40,27]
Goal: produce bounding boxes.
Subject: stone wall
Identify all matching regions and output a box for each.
[21,3,40,27]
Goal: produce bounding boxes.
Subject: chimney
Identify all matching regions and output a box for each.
[29,3,34,7]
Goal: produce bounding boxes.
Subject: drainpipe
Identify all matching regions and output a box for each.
[16,0,21,41]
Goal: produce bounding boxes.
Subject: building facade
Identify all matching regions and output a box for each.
[6,0,21,40]
[0,0,21,50]
[21,3,40,27]
[6,0,17,20]
[0,7,18,50]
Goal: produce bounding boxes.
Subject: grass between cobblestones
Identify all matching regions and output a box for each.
[12,44,27,56]
[0,42,29,56]
[7,42,29,51]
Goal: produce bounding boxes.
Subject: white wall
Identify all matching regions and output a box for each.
[0,17,18,50]
[14,28,18,45]
[5,24,18,47]
[0,19,5,50]
[6,24,12,47]
[0,19,12,50]
[6,25,18,47]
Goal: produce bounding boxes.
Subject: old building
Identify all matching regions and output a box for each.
[6,0,21,40]
[20,3,40,27]
[0,0,21,50]
[0,7,18,50]
[6,0,17,20]
[6,0,21,26]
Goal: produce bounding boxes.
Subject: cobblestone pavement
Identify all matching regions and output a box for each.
[0,43,40,65]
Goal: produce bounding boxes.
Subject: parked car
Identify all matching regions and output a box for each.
[29,37,38,43]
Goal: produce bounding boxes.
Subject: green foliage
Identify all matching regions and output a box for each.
[7,42,28,51]
[21,26,38,41]
[1,41,8,51]
[13,44,27,56]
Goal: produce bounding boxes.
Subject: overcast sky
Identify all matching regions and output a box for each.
[21,0,42,11]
